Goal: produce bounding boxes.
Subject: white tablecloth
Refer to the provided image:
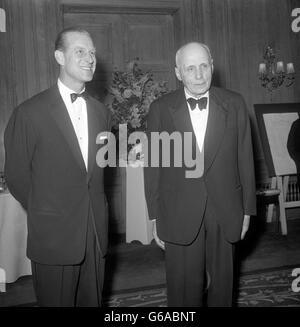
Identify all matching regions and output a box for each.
[0,191,31,290]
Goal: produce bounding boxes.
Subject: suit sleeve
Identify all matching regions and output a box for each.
[4,107,37,210]
[287,120,300,164]
[144,101,161,220]
[237,95,257,216]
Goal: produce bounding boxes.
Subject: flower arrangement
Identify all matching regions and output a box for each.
[106,60,168,133]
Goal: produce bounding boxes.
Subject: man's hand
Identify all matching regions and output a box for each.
[240,215,250,240]
[152,219,165,250]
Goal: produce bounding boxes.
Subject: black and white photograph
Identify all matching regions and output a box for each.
[0,0,300,315]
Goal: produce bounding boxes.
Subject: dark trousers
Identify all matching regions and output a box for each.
[165,202,235,307]
[31,212,105,307]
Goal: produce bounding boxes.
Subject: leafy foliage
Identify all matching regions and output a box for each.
[106,60,168,133]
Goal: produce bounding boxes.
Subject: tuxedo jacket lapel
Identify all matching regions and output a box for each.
[161,87,228,174]
[204,88,228,174]
[169,88,203,168]
[48,85,87,173]
[169,88,195,135]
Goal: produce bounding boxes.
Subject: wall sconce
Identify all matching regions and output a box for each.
[258,46,295,93]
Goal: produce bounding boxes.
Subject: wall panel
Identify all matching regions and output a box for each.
[0,0,60,169]
[1,0,299,181]
[225,0,300,180]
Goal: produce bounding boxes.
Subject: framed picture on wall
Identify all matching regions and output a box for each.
[254,103,300,177]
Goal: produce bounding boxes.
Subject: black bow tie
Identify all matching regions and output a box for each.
[70,91,88,103]
[187,97,208,110]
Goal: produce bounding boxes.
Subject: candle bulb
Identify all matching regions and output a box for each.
[287,63,295,74]
[259,63,266,74]
[276,61,284,73]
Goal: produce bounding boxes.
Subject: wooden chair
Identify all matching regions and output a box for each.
[256,177,287,235]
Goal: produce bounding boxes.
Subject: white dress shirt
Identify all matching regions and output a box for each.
[184,88,209,152]
[57,79,89,170]
[151,89,209,223]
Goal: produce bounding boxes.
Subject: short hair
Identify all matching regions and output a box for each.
[55,26,91,51]
[175,42,213,68]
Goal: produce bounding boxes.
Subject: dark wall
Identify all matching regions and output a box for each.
[194,0,300,180]
[1,0,299,182]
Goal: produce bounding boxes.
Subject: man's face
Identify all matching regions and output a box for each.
[56,31,96,88]
[175,44,213,97]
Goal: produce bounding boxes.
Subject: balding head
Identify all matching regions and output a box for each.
[174,42,214,97]
[175,42,213,68]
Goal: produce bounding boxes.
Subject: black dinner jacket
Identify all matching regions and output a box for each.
[4,84,111,265]
[144,86,257,244]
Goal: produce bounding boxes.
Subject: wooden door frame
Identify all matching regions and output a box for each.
[59,0,196,65]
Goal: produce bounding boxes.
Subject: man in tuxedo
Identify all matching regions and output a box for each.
[144,42,256,306]
[4,27,111,306]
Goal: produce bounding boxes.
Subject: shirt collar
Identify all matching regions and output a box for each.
[57,79,85,98]
[184,87,209,100]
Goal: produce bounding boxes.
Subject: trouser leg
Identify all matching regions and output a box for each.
[31,261,80,307]
[205,209,235,307]
[31,210,105,307]
[165,225,206,307]
[75,211,105,307]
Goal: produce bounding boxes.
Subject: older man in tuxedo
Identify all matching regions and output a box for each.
[4,27,111,306]
[144,42,256,306]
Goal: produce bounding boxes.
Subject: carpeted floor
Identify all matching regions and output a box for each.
[237,265,300,307]
[1,217,300,307]
[3,265,300,307]
[103,265,300,307]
